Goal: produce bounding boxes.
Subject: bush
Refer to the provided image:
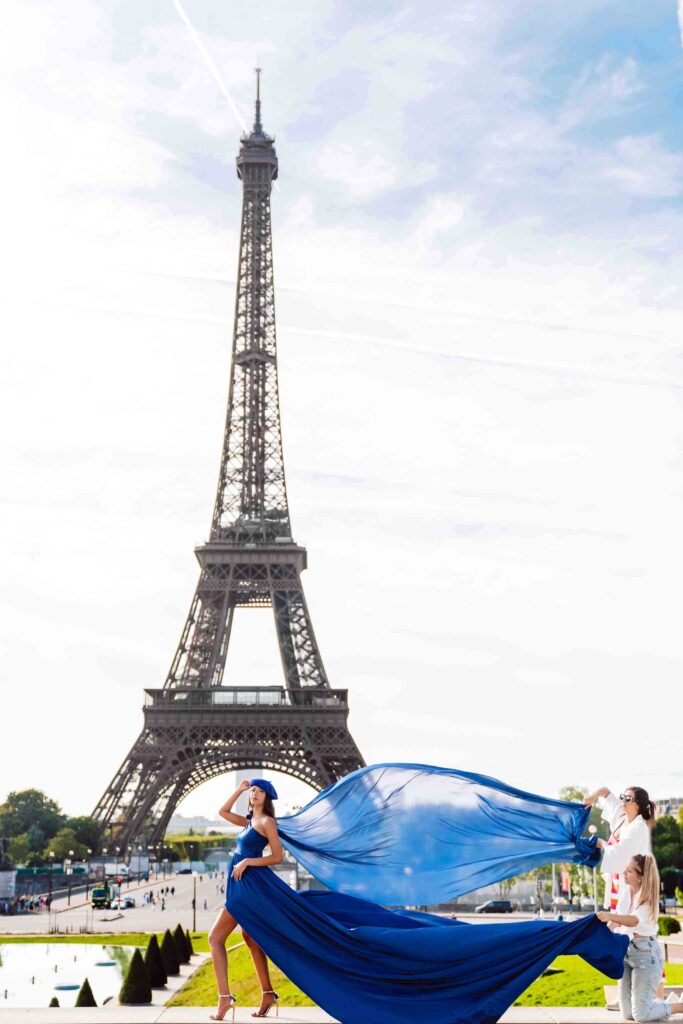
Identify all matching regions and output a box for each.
[144,933,167,987]
[119,948,152,1005]
[185,929,194,958]
[160,928,180,975]
[675,887,683,908]
[75,977,97,1007]
[658,916,681,936]
[48,997,59,1007]
[173,923,189,964]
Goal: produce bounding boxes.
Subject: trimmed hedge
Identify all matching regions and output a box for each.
[75,977,97,1007]
[160,928,180,975]
[119,947,152,1005]
[48,997,59,1007]
[173,923,189,964]
[659,916,682,936]
[185,929,195,958]
[144,933,167,987]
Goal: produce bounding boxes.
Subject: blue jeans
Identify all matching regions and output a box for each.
[619,936,670,1022]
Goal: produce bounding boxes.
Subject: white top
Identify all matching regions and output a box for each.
[599,792,652,908]
[614,883,658,939]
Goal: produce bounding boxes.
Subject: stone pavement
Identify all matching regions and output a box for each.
[0,1006,632,1022]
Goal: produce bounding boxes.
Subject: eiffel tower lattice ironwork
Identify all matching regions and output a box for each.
[92,73,365,849]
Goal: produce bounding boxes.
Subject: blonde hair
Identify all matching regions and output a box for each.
[630,854,660,923]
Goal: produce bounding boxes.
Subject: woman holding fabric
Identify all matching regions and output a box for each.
[597,854,682,1021]
[584,786,656,910]
[207,764,629,1024]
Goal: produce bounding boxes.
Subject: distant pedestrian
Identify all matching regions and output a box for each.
[161,898,166,911]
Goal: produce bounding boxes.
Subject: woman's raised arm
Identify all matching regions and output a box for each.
[218,779,250,827]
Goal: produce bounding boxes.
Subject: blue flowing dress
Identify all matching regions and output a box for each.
[226,822,627,1024]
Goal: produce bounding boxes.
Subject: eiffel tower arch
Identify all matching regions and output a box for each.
[92,73,364,849]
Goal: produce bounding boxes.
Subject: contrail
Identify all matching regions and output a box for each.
[172,0,248,134]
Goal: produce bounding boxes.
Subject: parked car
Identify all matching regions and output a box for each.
[122,896,136,908]
[177,868,192,874]
[475,899,514,913]
[109,899,126,910]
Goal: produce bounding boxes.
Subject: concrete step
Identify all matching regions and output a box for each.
[0,1007,636,1023]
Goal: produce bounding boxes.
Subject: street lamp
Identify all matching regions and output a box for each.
[588,825,599,911]
[47,851,55,911]
[67,850,74,905]
[86,849,92,898]
[192,871,198,932]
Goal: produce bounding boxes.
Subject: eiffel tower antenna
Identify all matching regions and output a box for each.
[92,73,365,848]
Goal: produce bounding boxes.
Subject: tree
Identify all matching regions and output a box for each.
[27,824,46,852]
[119,948,152,1005]
[653,816,683,871]
[43,827,87,861]
[63,816,104,854]
[144,934,167,988]
[75,978,97,1007]
[48,997,59,1007]
[559,785,607,838]
[0,789,64,839]
[160,929,180,976]
[8,834,31,865]
[173,923,189,964]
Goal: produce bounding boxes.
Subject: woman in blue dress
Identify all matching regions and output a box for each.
[208,765,629,1024]
[209,778,283,1020]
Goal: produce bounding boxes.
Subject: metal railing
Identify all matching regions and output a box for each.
[145,686,348,709]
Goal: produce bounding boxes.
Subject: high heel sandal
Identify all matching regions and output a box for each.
[251,989,279,1018]
[210,993,237,1021]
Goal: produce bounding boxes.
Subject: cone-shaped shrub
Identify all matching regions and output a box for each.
[48,997,60,1007]
[119,948,152,1006]
[75,977,97,1007]
[173,923,189,964]
[160,928,180,975]
[185,929,194,959]
[144,933,167,987]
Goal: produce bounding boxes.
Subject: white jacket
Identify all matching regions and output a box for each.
[600,791,652,908]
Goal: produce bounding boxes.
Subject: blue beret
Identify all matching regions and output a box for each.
[250,778,278,800]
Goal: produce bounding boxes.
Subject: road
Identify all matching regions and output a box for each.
[0,871,226,935]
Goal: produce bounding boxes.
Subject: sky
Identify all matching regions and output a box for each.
[1,0,683,823]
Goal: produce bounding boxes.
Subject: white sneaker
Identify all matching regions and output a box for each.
[666,993,680,1004]
[606,1002,620,1011]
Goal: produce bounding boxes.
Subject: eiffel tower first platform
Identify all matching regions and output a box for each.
[92,74,365,849]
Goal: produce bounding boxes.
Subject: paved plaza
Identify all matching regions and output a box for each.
[0,1005,640,1022]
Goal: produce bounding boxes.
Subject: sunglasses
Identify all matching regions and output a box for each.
[619,793,636,803]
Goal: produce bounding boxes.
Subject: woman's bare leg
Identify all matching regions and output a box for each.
[208,907,238,1016]
[242,930,277,1015]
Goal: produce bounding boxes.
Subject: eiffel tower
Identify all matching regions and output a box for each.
[93,73,364,849]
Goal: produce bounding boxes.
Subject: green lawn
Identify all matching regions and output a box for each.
[515,959,683,1006]
[168,938,314,1008]
[0,931,209,952]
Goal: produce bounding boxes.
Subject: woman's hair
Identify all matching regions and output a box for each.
[630,854,660,922]
[627,786,657,829]
[247,791,276,820]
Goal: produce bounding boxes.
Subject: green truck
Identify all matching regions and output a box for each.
[91,882,120,909]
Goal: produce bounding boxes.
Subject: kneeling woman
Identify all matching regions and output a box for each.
[598,855,683,1022]
[208,779,282,1021]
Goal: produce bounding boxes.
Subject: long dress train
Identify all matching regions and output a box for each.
[226,823,627,1024]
